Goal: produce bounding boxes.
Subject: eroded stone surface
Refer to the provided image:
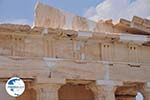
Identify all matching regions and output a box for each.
[0,2,150,100]
[34,2,150,35]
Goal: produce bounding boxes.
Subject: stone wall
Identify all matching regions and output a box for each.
[34,2,150,35]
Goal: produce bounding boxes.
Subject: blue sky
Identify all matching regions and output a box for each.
[0,0,102,25]
[0,0,149,25]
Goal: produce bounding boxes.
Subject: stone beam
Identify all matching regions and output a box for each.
[35,77,66,84]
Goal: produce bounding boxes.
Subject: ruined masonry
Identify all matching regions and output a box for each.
[0,2,150,100]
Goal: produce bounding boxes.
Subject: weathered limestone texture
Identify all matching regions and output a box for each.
[35,2,65,29]
[34,84,61,100]
[88,80,122,100]
[59,84,94,100]
[72,16,89,31]
[144,82,150,100]
[92,85,117,100]
[0,1,150,100]
[34,2,150,35]
[144,89,150,100]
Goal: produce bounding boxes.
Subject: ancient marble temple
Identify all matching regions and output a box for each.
[0,2,150,100]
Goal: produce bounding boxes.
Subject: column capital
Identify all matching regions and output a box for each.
[31,77,65,91]
[87,80,122,100]
[144,82,150,92]
[33,83,63,100]
[145,82,150,88]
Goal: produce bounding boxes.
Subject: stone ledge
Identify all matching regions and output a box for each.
[96,80,123,86]
[35,77,66,84]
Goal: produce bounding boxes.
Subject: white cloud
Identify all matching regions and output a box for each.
[84,0,150,22]
[0,19,31,25]
[147,16,150,19]
[84,7,96,18]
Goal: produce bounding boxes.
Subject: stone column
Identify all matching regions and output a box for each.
[144,89,150,100]
[32,77,65,100]
[88,80,122,100]
[35,84,61,100]
[144,82,150,100]
[96,85,116,100]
